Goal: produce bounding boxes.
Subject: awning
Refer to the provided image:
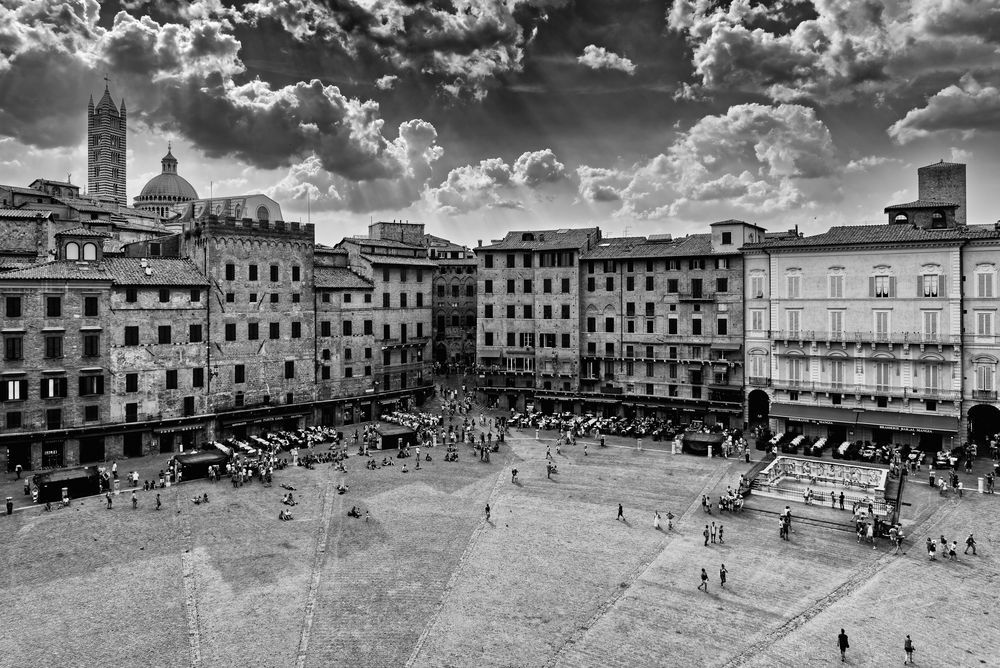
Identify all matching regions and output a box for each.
[710,342,742,351]
[855,410,958,434]
[770,404,855,425]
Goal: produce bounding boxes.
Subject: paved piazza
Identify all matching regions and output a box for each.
[1,429,997,667]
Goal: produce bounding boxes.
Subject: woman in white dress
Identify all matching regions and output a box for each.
[653,511,662,530]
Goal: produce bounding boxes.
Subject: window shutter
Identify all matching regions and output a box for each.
[96,375,104,395]
[917,274,923,297]
[41,379,49,399]
[938,275,945,296]
[869,276,875,297]
[0,382,7,402]
[19,380,27,400]
[79,376,87,396]
[889,276,896,297]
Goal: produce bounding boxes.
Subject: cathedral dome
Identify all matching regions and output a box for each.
[138,171,199,200]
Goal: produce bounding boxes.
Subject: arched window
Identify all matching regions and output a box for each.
[256,206,269,221]
[893,213,908,224]
[931,210,946,228]
[65,242,80,260]
[82,243,97,261]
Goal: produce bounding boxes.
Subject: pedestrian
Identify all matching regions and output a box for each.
[830,491,836,508]
[839,491,844,510]
[719,564,727,588]
[698,568,708,592]
[584,443,588,456]
[105,491,113,510]
[111,460,118,479]
[703,525,710,546]
[617,503,624,521]
[14,463,21,480]
[949,540,958,561]
[131,491,137,509]
[511,468,518,483]
[485,503,491,521]
[965,533,977,555]
[653,511,661,530]
[904,635,915,664]
[837,629,850,662]
[718,524,724,544]
[666,511,674,530]
[156,493,162,510]
[711,521,717,544]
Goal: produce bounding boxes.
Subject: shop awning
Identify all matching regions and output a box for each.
[855,410,958,434]
[770,404,854,425]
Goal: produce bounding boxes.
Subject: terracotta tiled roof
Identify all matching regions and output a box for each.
[743,224,1000,250]
[884,199,960,210]
[314,267,373,289]
[581,233,722,259]
[55,226,112,238]
[478,227,601,251]
[359,254,437,267]
[0,257,208,286]
[345,236,423,250]
[0,209,52,219]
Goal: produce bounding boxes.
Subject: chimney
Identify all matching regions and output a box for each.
[477,239,482,248]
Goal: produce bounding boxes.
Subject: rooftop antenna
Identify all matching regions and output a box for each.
[67,173,72,184]
[307,188,311,224]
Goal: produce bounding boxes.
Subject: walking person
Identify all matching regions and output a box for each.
[697,568,708,592]
[711,522,717,544]
[904,635,915,664]
[718,524,724,544]
[839,491,845,510]
[837,628,850,662]
[965,533,977,555]
[131,490,138,509]
[703,525,710,546]
[617,503,624,521]
[485,503,491,522]
[155,493,162,511]
[653,511,661,531]
[719,564,727,588]
[105,491,113,510]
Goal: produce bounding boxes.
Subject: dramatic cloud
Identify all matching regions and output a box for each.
[269,119,443,212]
[668,0,1000,104]
[242,0,569,99]
[888,75,1000,144]
[579,103,837,219]
[427,148,566,215]
[844,155,901,172]
[577,45,636,75]
[375,75,398,90]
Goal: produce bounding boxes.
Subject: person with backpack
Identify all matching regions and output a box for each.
[904,634,915,664]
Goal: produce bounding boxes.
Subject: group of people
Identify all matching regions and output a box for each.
[926,533,976,561]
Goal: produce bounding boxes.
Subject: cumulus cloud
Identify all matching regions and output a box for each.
[269,119,443,212]
[888,75,1000,144]
[578,103,837,219]
[242,0,569,99]
[0,0,443,189]
[375,74,398,90]
[427,148,566,215]
[577,45,636,75]
[667,0,1000,104]
[845,155,901,172]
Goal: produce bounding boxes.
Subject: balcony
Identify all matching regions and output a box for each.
[678,291,713,301]
[771,330,961,346]
[381,336,430,349]
[748,376,771,387]
[973,389,998,401]
[771,379,961,401]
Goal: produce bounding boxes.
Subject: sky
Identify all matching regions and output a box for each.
[1,0,1000,248]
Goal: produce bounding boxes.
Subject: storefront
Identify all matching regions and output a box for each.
[771,403,958,448]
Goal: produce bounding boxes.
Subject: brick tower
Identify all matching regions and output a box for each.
[87,80,127,205]
[918,160,966,226]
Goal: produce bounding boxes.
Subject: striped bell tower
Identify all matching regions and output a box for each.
[87,77,127,205]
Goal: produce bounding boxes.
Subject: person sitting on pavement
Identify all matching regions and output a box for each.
[347,506,361,518]
[279,509,293,521]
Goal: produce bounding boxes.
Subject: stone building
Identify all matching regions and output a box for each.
[743,160,1000,452]
[476,228,600,411]
[87,83,127,206]
[133,146,199,220]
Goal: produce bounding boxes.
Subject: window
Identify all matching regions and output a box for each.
[750,275,764,298]
[417,293,424,307]
[721,231,732,245]
[81,333,100,357]
[363,320,373,335]
[786,357,804,383]
[159,289,170,303]
[829,310,844,336]
[874,310,890,340]
[606,277,614,291]
[291,322,302,338]
[321,366,331,380]
[975,363,995,392]
[587,317,596,333]
[485,332,494,346]
[506,279,515,295]
[4,336,22,361]
[561,333,570,348]
[645,275,654,291]
[65,242,80,260]
[872,275,893,298]
[284,361,295,379]
[786,310,801,335]
[192,368,204,388]
[506,254,515,268]
[270,293,279,303]
[827,274,844,299]
[44,335,63,359]
[321,292,331,303]
[124,403,138,422]
[751,310,765,332]
[225,292,235,303]
[668,317,677,335]
[507,332,515,346]
[484,280,493,294]
[80,374,104,396]
[165,369,178,390]
[185,324,202,343]
[626,276,634,291]
[716,277,728,293]
[123,373,138,393]
[40,377,68,399]
[400,293,408,308]
[46,408,61,429]
[561,304,570,319]
[717,317,728,335]
[225,323,236,341]
[506,304,516,319]
[716,258,729,270]
[249,265,258,281]
[292,294,300,304]
[124,326,139,346]
[5,296,21,318]
[190,289,201,302]
[976,311,994,337]
[225,263,235,281]
[922,311,939,340]
[382,293,391,308]
[667,279,678,293]
[786,275,801,299]
[977,270,995,298]
[523,305,533,319]
[416,270,423,282]
[235,364,245,384]
[519,332,535,347]
[524,279,532,293]
[830,359,846,387]
[292,266,301,282]
[875,361,892,391]
[1,378,27,402]
[691,317,702,335]
[84,296,99,317]
[383,268,391,282]
[543,305,552,319]
[484,254,493,268]
[270,264,279,281]
[270,322,280,339]
[126,287,138,303]
[46,296,61,317]
[605,317,614,333]
[922,362,940,391]
[248,322,259,340]
[183,396,195,416]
